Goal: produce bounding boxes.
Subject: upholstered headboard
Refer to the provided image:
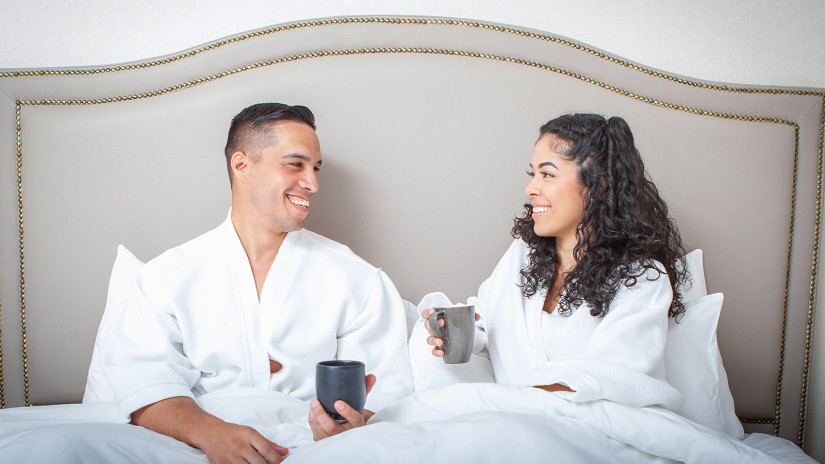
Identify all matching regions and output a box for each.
[1,16,822,451]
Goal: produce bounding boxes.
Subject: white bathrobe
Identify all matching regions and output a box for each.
[99,216,413,416]
[475,239,681,410]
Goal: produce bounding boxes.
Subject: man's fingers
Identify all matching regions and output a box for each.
[365,374,377,397]
[334,400,364,427]
[310,399,343,434]
[426,335,443,347]
[431,347,444,357]
[251,436,288,463]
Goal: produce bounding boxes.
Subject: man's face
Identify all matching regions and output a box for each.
[243,121,322,233]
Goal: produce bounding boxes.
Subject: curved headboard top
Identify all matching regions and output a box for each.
[1,16,823,447]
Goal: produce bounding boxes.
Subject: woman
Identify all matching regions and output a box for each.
[423,113,688,408]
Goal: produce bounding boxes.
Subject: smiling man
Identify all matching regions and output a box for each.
[96,103,413,463]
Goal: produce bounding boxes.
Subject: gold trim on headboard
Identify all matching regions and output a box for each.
[0,16,823,100]
[799,100,825,444]
[0,296,5,408]
[4,19,821,447]
[15,101,30,407]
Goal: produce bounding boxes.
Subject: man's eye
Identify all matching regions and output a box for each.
[314,166,321,172]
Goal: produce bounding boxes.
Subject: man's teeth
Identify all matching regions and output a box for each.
[289,197,310,207]
[533,206,550,213]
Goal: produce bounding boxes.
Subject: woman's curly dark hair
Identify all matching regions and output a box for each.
[512,113,688,319]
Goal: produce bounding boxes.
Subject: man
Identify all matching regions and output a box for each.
[98,103,413,463]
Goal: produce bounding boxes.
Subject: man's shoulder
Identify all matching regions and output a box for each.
[142,221,226,273]
[297,229,377,273]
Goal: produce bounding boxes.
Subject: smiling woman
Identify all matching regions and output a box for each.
[515,114,687,319]
[421,112,689,407]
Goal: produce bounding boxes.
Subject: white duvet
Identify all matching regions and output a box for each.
[0,385,814,464]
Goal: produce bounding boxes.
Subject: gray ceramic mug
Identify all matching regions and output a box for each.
[316,360,366,421]
[428,305,475,364]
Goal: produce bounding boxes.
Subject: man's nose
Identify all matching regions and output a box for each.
[300,170,319,193]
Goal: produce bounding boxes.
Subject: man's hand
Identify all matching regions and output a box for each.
[421,308,482,358]
[308,374,376,441]
[131,396,289,464]
[197,421,289,464]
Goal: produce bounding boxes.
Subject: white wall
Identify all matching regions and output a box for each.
[1,0,824,89]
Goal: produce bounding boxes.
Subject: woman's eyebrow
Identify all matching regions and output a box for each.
[537,161,558,169]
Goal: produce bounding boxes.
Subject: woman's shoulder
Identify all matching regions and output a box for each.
[612,259,673,301]
[499,238,531,269]
[630,259,668,280]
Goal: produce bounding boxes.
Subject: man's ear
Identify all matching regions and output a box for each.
[230,150,249,181]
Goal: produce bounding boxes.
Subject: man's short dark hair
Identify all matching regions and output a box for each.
[224,103,316,184]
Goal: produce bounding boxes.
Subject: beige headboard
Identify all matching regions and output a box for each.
[1,16,823,452]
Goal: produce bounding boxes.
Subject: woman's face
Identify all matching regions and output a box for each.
[526,133,587,246]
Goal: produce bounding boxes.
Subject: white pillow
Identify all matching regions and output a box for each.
[665,292,743,438]
[679,249,707,303]
[83,245,145,403]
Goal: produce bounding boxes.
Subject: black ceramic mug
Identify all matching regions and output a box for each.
[315,360,366,421]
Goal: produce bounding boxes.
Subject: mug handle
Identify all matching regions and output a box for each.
[427,310,448,346]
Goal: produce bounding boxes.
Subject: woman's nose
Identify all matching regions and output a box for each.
[525,176,539,196]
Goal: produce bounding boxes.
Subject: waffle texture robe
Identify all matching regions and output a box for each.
[98,216,413,416]
[475,239,681,409]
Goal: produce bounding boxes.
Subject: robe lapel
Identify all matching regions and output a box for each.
[222,218,271,388]
[258,229,304,345]
[522,291,548,376]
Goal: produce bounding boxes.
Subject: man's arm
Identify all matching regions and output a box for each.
[132,396,289,464]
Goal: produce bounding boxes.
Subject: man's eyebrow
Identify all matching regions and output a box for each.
[283,153,322,165]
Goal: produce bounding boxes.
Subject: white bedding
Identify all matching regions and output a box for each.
[0,385,815,463]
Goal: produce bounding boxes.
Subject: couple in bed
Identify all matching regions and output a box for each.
[91,102,688,464]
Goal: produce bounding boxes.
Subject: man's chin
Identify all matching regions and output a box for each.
[284,220,306,233]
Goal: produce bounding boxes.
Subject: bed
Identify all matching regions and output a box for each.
[0,16,822,463]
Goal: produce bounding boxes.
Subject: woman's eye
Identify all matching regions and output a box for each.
[542,172,554,179]
[526,170,535,178]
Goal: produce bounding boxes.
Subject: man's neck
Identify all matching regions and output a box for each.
[231,207,288,300]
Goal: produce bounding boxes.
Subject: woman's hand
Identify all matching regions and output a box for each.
[421,308,481,358]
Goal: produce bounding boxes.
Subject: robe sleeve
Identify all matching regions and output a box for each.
[525,267,681,409]
[336,270,414,412]
[99,267,201,417]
